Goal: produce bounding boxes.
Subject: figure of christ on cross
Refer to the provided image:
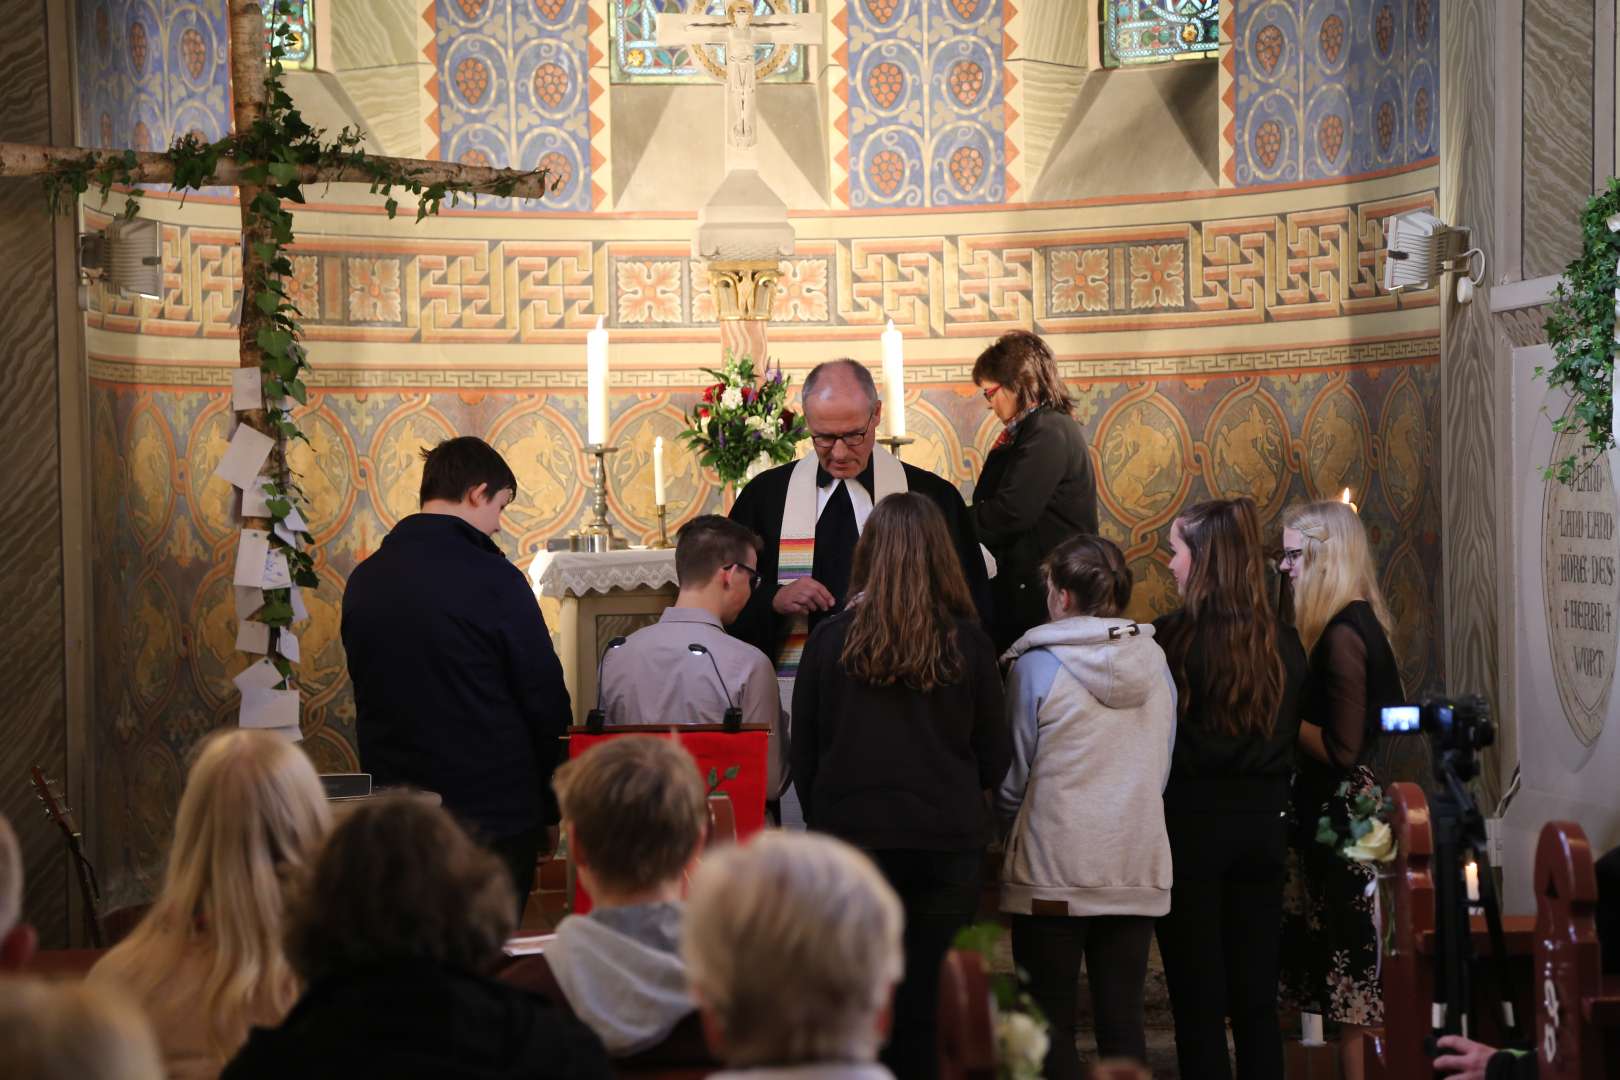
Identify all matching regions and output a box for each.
[656,1,823,166]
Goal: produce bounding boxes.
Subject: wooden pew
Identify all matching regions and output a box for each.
[937,948,995,1080]
[1365,782,1537,1078]
[1533,819,1620,1078]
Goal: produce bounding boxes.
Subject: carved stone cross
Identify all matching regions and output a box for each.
[656,1,823,166]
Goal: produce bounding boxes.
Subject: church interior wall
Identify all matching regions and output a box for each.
[70,0,1448,904]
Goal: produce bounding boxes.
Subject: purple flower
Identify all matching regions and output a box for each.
[770,367,784,384]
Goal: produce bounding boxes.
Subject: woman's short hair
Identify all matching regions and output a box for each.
[553,736,708,896]
[285,796,515,985]
[0,977,165,1080]
[1042,534,1133,617]
[682,832,903,1068]
[971,330,1075,415]
[95,730,330,1056]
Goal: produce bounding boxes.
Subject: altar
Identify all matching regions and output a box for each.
[529,548,680,727]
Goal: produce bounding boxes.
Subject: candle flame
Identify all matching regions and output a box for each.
[1341,487,1352,504]
[885,318,896,332]
[594,314,604,330]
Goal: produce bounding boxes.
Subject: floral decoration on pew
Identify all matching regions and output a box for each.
[1317,779,1398,958]
[681,354,808,496]
[953,922,1050,1080]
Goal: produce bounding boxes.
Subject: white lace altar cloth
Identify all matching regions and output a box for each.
[528,548,679,598]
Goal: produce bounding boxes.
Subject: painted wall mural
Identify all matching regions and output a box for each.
[1230,0,1439,186]
[75,0,234,152]
[88,352,1443,897]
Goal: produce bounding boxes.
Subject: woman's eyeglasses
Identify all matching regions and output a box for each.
[981,384,1002,404]
[1278,548,1304,567]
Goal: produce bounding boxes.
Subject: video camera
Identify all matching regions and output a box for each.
[1380,695,1494,759]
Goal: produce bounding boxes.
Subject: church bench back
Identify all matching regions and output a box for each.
[1533,819,1620,1078]
[1365,781,1437,1079]
[937,948,995,1080]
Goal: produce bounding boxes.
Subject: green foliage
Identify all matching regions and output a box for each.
[1541,176,1620,484]
[705,764,741,795]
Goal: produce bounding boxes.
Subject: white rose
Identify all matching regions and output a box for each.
[745,414,767,431]
[1344,819,1396,863]
[997,1011,1049,1076]
[720,386,744,409]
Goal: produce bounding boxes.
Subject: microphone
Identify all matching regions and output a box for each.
[687,642,744,733]
[586,636,628,734]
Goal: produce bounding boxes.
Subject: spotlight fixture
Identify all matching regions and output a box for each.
[78,216,163,301]
[1382,209,1486,304]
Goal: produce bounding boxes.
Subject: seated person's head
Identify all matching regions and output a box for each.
[98,729,330,1045]
[0,813,36,970]
[1041,534,1133,620]
[674,515,764,623]
[419,435,518,537]
[682,832,903,1068]
[286,797,515,985]
[0,977,164,1080]
[553,736,708,907]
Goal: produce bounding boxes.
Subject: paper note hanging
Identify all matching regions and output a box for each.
[234,585,264,622]
[231,368,263,412]
[289,586,308,623]
[274,629,301,664]
[214,425,275,490]
[239,687,299,730]
[233,530,271,587]
[235,618,270,655]
[262,548,291,590]
[242,477,273,518]
[233,658,283,695]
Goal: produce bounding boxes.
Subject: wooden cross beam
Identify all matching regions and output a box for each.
[0,0,558,715]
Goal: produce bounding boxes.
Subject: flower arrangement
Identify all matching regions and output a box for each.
[680,354,808,492]
[1316,779,1398,957]
[952,923,1050,1080]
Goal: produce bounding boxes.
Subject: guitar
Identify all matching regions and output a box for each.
[29,766,104,947]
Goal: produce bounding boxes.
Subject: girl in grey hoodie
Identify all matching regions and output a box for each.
[995,536,1176,1079]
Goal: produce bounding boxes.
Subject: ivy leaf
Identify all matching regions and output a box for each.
[256,327,293,356]
[255,291,280,316]
[286,378,308,405]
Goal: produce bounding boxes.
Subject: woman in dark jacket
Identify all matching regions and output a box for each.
[791,492,1012,1080]
[1277,500,1404,1080]
[971,330,1100,651]
[1153,497,1307,1080]
[222,796,609,1080]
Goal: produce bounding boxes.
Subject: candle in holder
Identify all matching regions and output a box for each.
[881,319,906,438]
[587,316,609,446]
[1341,487,1358,514]
[653,436,666,506]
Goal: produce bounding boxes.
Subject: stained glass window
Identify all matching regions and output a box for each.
[262,0,315,71]
[611,0,808,84]
[1103,0,1220,68]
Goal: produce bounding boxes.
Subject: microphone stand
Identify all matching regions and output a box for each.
[687,643,744,732]
[585,636,627,734]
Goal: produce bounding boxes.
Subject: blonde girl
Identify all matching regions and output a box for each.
[89,730,330,1079]
[1277,500,1403,1080]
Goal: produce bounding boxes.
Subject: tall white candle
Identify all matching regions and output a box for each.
[653,436,666,506]
[587,316,609,446]
[1464,859,1480,903]
[881,319,906,438]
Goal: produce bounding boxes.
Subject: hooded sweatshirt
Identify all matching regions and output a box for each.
[995,616,1176,918]
[543,902,695,1057]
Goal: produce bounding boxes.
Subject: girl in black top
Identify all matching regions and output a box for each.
[1277,500,1404,1080]
[792,492,1011,1080]
[1153,497,1306,1080]
[970,330,1100,650]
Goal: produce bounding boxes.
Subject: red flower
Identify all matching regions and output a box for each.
[779,409,795,426]
[741,385,755,403]
[695,404,710,418]
[701,385,716,403]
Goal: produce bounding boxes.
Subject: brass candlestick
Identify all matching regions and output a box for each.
[565,444,627,552]
[649,504,671,549]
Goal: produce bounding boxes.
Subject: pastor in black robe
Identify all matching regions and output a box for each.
[727,455,991,665]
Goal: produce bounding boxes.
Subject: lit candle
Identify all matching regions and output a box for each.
[1341,487,1358,514]
[1464,859,1480,903]
[653,436,666,507]
[587,316,609,446]
[881,319,906,438]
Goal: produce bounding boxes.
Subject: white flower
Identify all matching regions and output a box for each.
[997,1011,1049,1078]
[745,414,767,431]
[721,386,744,409]
[1344,819,1396,863]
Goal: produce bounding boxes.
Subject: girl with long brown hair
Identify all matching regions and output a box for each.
[1153,498,1307,1080]
[791,492,1011,1080]
[1277,501,1403,1080]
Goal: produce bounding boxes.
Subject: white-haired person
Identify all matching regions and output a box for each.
[87,730,332,1080]
[0,977,165,1080]
[1276,500,1404,1080]
[1,813,38,971]
[682,831,904,1080]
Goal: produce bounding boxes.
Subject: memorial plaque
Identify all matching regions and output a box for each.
[1541,420,1618,747]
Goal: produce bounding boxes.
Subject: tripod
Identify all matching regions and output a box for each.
[1426,747,1522,1052]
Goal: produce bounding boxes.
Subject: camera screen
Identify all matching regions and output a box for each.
[1381,705,1421,733]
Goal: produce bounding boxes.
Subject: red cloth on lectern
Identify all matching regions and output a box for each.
[565,728,768,915]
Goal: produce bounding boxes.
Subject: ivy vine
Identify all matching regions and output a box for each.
[1541,176,1620,484]
[44,2,555,686]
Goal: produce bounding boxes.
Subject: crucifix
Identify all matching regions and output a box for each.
[656,0,823,169]
[0,1,557,699]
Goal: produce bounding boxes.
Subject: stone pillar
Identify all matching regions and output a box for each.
[708,257,780,362]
